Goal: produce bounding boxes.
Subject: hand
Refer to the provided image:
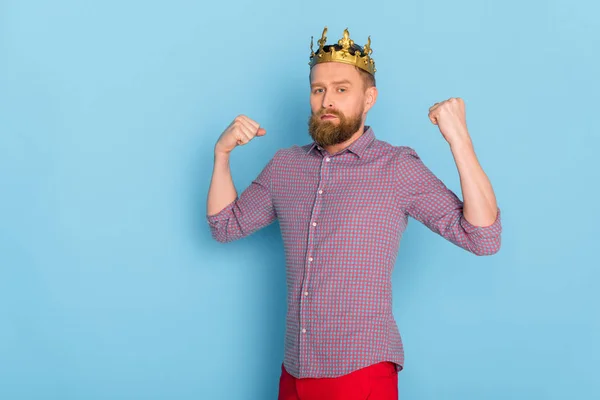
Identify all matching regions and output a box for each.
[215,115,266,155]
[428,98,471,146]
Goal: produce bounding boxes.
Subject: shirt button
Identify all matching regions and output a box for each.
[318,190,323,194]
[301,328,307,333]
[312,222,317,227]
[325,157,331,162]
[308,257,313,262]
[304,291,309,296]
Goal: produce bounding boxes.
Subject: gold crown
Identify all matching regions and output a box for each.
[309,27,376,75]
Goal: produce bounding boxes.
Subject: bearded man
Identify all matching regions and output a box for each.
[206,27,502,400]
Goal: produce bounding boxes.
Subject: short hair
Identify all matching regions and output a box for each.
[355,65,376,88]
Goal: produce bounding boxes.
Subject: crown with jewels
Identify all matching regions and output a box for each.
[309,27,376,75]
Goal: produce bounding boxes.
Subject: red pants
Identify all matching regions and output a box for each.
[278,362,398,400]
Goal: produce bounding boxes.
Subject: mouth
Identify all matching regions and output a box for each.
[320,114,338,120]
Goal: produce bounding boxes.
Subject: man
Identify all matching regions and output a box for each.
[206,27,501,400]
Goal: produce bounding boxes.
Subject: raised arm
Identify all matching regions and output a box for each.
[428,97,498,227]
[396,97,501,256]
[396,146,501,256]
[206,115,276,243]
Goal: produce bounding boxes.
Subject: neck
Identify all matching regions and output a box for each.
[323,124,366,155]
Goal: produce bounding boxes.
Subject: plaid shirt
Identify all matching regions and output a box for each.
[207,126,502,378]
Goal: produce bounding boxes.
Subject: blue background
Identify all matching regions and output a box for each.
[1,0,598,399]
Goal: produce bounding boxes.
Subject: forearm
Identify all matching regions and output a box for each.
[207,151,237,216]
[450,136,498,227]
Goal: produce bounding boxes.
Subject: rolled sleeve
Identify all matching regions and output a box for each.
[459,208,502,255]
[396,146,502,256]
[206,156,277,243]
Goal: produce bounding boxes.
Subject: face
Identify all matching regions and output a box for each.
[308,62,377,147]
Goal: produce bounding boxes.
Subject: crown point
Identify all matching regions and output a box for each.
[309,26,376,76]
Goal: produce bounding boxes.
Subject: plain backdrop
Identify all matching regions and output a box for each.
[1,0,599,399]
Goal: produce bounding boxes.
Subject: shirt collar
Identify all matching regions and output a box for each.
[307,126,376,158]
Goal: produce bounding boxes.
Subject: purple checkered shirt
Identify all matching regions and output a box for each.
[207,126,502,378]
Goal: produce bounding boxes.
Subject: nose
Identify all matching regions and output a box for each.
[321,91,334,109]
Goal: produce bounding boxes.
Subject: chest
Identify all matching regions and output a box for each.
[272,156,400,232]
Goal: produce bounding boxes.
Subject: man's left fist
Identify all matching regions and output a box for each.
[428,97,470,146]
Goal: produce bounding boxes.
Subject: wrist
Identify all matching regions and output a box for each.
[214,148,232,162]
[449,133,473,152]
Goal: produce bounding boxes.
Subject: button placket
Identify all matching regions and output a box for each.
[299,153,332,370]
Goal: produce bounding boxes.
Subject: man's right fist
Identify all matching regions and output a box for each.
[215,115,266,155]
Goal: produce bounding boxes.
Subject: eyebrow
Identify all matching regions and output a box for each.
[311,80,353,88]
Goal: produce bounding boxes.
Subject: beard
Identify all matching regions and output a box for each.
[308,108,364,147]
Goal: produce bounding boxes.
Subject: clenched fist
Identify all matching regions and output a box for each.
[428,97,471,146]
[215,115,266,155]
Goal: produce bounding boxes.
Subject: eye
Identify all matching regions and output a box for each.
[313,88,324,94]
[338,88,347,93]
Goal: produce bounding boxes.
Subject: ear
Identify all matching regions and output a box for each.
[364,86,378,113]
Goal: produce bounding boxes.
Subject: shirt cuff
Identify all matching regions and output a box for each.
[206,199,237,226]
[460,208,502,238]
